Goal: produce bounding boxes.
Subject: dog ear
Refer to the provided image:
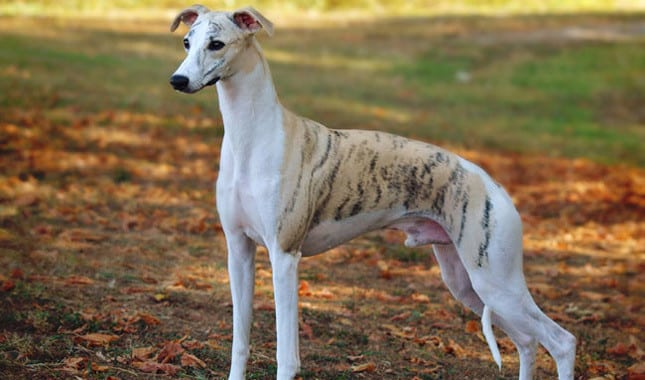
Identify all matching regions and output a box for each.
[170,4,210,32]
[232,7,274,37]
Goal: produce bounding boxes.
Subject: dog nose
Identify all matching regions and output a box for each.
[170,75,189,91]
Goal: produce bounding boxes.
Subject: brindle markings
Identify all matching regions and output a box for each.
[456,195,469,245]
[477,196,493,267]
[207,20,223,34]
[431,183,447,218]
[334,196,351,221]
[311,154,342,226]
[403,165,419,210]
[349,182,365,217]
[369,153,378,172]
[312,133,333,174]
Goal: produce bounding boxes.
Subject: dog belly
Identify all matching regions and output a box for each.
[299,209,451,256]
[300,209,401,256]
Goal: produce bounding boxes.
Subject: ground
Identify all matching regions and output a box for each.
[0,9,644,380]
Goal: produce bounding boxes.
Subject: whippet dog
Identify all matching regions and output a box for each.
[169,5,576,379]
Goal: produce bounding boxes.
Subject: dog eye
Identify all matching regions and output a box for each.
[207,40,225,51]
[183,38,190,50]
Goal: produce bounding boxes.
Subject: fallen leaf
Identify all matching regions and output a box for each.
[58,228,107,243]
[65,275,94,285]
[444,339,466,358]
[180,352,206,368]
[132,346,156,361]
[77,333,119,347]
[298,280,311,296]
[628,361,645,377]
[411,293,430,303]
[300,321,314,340]
[15,194,39,207]
[390,311,411,322]
[254,302,275,311]
[132,361,180,375]
[62,356,86,371]
[351,361,376,373]
[10,268,24,279]
[90,362,110,372]
[377,260,392,279]
[137,313,161,326]
[2,280,15,292]
[157,341,184,363]
[607,342,630,356]
[465,320,480,333]
[181,339,204,350]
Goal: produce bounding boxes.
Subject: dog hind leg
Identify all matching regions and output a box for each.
[433,244,539,380]
[455,212,576,380]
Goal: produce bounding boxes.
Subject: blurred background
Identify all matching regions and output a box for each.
[1,0,643,164]
[0,0,642,15]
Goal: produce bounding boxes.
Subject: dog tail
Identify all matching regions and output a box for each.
[482,304,502,370]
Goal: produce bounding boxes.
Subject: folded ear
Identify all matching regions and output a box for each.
[170,4,210,32]
[232,6,274,37]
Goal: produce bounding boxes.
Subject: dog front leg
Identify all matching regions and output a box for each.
[270,248,301,380]
[227,233,257,380]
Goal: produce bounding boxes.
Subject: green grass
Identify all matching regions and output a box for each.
[0,13,643,166]
[394,41,645,164]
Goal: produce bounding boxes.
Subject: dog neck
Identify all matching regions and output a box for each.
[216,38,283,159]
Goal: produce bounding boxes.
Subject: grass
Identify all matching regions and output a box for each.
[1,13,643,166]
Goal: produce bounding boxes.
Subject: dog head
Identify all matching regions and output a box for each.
[169,5,273,93]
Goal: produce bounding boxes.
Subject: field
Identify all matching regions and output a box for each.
[1,5,644,379]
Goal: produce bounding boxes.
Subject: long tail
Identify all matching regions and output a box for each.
[482,304,502,370]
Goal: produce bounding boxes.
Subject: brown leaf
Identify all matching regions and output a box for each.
[132,361,180,375]
[132,346,156,361]
[377,260,392,279]
[298,280,311,296]
[157,341,184,363]
[58,228,107,243]
[411,293,430,303]
[351,361,376,373]
[10,268,24,279]
[444,339,466,358]
[137,313,161,326]
[607,342,630,356]
[465,320,480,333]
[390,312,411,322]
[180,352,206,368]
[254,302,275,311]
[628,362,645,377]
[62,356,86,371]
[65,275,94,285]
[77,333,119,347]
[181,339,204,350]
[15,194,39,207]
[300,321,314,340]
[2,280,15,292]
